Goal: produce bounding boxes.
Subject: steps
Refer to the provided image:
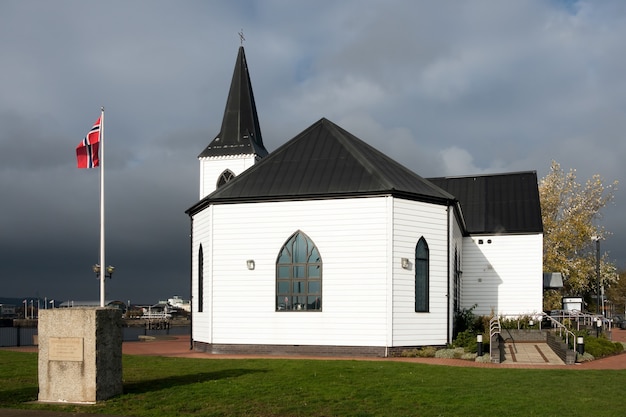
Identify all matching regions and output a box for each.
[502,342,565,365]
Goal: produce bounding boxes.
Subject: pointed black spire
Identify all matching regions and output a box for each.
[199,46,268,158]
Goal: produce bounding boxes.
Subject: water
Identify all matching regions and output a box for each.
[0,327,38,347]
[0,325,190,347]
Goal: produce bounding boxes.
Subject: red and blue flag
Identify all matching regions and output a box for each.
[76,116,101,168]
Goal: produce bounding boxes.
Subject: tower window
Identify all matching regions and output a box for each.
[217,169,235,188]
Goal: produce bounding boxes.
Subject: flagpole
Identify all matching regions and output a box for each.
[99,106,106,308]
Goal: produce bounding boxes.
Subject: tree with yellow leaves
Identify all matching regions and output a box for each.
[539,161,618,311]
[606,270,626,319]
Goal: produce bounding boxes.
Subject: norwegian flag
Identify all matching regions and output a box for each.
[76,116,101,168]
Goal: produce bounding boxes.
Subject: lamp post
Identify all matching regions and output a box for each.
[592,236,601,315]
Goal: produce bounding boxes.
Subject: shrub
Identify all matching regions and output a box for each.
[454,304,482,336]
[399,346,437,358]
[583,336,624,358]
[452,330,476,352]
[577,352,595,362]
[452,329,489,353]
[435,348,465,359]
[500,314,537,330]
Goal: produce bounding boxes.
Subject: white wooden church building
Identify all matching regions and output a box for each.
[186,47,543,356]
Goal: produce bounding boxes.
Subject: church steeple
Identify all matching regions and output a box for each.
[198,46,268,198]
[199,46,268,158]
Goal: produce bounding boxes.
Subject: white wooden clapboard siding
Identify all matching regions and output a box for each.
[194,197,392,346]
[462,234,543,316]
[199,155,257,198]
[191,205,213,340]
[391,199,450,346]
[446,212,464,342]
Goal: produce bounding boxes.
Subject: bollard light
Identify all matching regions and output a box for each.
[577,336,585,355]
[477,334,484,357]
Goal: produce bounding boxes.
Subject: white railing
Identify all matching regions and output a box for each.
[141,312,171,320]
[540,313,577,351]
[546,310,611,332]
[490,312,581,361]
[489,316,501,361]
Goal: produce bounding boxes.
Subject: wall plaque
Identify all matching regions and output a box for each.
[49,337,84,362]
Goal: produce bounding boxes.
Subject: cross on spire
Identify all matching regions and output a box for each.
[239,30,245,45]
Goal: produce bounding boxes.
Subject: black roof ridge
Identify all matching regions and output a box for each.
[323,119,398,191]
[322,118,456,200]
[427,170,538,180]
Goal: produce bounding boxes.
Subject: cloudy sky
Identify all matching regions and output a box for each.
[1,0,624,304]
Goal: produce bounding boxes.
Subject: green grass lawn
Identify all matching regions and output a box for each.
[1,350,624,416]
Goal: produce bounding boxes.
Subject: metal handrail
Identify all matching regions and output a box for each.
[489,316,501,361]
[541,313,577,351]
[491,313,579,358]
[546,310,611,332]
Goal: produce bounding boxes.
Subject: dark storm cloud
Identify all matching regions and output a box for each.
[2,0,626,303]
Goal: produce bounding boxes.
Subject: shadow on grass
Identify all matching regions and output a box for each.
[0,386,38,406]
[123,368,267,394]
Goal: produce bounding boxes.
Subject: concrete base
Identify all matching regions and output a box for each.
[38,308,123,403]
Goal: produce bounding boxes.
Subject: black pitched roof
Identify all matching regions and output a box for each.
[188,118,455,213]
[427,172,543,234]
[198,46,268,158]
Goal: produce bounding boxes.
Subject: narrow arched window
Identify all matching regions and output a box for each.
[276,231,322,311]
[198,245,204,313]
[216,169,235,188]
[453,246,461,313]
[415,237,429,312]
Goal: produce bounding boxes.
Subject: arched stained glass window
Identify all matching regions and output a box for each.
[415,237,429,312]
[217,169,235,188]
[198,244,204,313]
[276,231,322,311]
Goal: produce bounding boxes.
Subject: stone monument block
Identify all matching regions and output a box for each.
[38,307,123,403]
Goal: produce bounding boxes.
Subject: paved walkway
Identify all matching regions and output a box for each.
[115,330,626,369]
[2,329,626,416]
[502,342,565,365]
[5,329,626,369]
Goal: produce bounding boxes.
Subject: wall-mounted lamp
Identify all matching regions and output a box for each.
[246,260,255,270]
[401,258,410,269]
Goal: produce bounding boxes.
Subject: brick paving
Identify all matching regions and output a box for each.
[5,328,626,369]
[118,329,626,370]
